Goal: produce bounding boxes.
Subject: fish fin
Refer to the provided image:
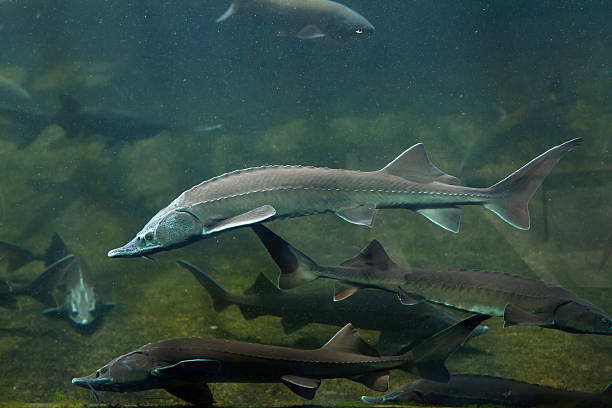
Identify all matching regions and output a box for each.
[0,241,39,273]
[251,224,319,290]
[153,359,220,382]
[26,255,76,306]
[336,204,377,226]
[216,2,237,23]
[238,305,263,320]
[333,281,360,301]
[397,287,425,305]
[503,303,556,326]
[484,138,581,229]
[296,24,326,39]
[243,273,280,296]
[280,316,308,335]
[380,143,460,185]
[281,375,320,399]
[415,207,463,233]
[340,240,395,270]
[177,260,232,312]
[206,205,276,234]
[350,372,389,392]
[165,382,213,407]
[402,314,491,382]
[45,233,69,265]
[321,323,380,357]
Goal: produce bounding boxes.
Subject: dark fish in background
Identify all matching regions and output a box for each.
[216,0,375,40]
[362,374,612,407]
[72,314,490,405]
[108,139,580,259]
[0,233,114,327]
[176,260,488,353]
[460,78,565,181]
[252,224,612,335]
[0,94,172,148]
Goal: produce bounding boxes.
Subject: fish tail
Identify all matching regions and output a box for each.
[0,241,40,273]
[251,224,319,290]
[400,314,491,383]
[483,138,581,229]
[176,260,232,312]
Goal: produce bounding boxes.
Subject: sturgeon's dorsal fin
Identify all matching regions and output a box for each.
[243,273,280,296]
[380,143,460,185]
[206,205,276,234]
[340,240,394,270]
[46,232,69,264]
[321,323,380,357]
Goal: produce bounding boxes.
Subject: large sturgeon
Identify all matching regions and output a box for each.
[72,314,489,405]
[108,138,580,258]
[251,224,612,335]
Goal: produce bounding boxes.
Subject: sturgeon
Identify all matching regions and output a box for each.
[108,139,580,258]
[72,314,489,405]
[177,260,488,353]
[252,224,612,335]
[362,374,612,407]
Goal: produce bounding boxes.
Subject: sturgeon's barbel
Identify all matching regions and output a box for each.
[108,138,581,258]
[252,224,612,335]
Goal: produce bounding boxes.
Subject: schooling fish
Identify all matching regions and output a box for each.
[176,260,487,353]
[362,374,612,407]
[252,224,612,335]
[72,314,489,405]
[216,0,375,40]
[0,233,113,327]
[108,138,580,258]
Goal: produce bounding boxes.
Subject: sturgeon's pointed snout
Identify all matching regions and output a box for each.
[107,237,142,258]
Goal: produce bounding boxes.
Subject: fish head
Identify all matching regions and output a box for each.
[67,282,98,326]
[327,7,375,39]
[72,350,155,392]
[108,206,204,258]
[554,301,612,334]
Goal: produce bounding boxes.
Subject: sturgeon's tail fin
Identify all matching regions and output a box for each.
[0,241,40,273]
[400,314,491,383]
[251,224,319,290]
[484,138,581,229]
[176,260,232,312]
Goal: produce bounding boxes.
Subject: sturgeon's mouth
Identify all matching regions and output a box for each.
[107,236,161,258]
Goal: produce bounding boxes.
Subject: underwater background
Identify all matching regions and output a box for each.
[0,0,610,407]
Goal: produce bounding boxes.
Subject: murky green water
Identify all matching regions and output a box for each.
[0,1,610,407]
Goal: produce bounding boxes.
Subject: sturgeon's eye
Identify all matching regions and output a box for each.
[356,29,363,34]
[95,370,100,378]
[144,232,154,241]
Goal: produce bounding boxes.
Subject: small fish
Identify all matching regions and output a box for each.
[362,374,612,407]
[252,224,612,335]
[0,233,114,327]
[177,260,487,353]
[216,0,375,40]
[108,138,580,259]
[72,314,490,404]
[0,74,31,101]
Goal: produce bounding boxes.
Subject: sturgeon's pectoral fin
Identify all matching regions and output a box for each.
[333,281,360,301]
[281,316,308,335]
[153,359,220,381]
[207,205,276,234]
[398,287,425,305]
[165,382,213,407]
[416,207,463,233]
[503,303,554,327]
[381,143,461,184]
[296,24,326,39]
[350,372,389,392]
[336,204,377,226]
[408,360,450,383]
[281,375,321,400]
